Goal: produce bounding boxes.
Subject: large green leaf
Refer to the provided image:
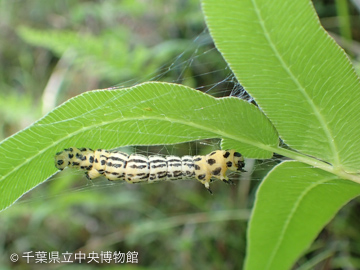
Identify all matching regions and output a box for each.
[0,82,278,211]
[202,0,360,172]
[245,161,360,270]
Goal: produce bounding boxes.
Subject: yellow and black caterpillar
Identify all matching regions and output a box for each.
[55,147,245,193]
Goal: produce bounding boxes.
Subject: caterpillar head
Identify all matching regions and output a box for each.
[226,150,246,172]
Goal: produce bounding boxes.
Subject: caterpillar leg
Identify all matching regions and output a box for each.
[221,177,234,185]
[198,177,213,194]
[84,173,95,187]
[205,183,213,195]
[199,179,212,194]
[214,170,235,185]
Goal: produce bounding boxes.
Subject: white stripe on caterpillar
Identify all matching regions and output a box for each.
[55,147,245,194]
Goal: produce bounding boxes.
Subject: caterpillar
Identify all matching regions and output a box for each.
[54,147,245,193]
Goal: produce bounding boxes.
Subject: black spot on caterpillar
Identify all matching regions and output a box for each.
[54,148,246,193]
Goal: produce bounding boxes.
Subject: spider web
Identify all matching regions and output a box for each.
[110,29,252,102]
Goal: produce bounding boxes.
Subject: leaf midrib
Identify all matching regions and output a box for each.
[250,0,340,165]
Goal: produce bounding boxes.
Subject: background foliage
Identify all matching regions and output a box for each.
[1,0,360,269]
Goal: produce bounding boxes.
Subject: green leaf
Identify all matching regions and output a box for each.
[0,82,278,211]
[202,0,360,172]
[245,161,360,270]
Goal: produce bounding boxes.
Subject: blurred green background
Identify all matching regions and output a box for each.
[0,0,360,269]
